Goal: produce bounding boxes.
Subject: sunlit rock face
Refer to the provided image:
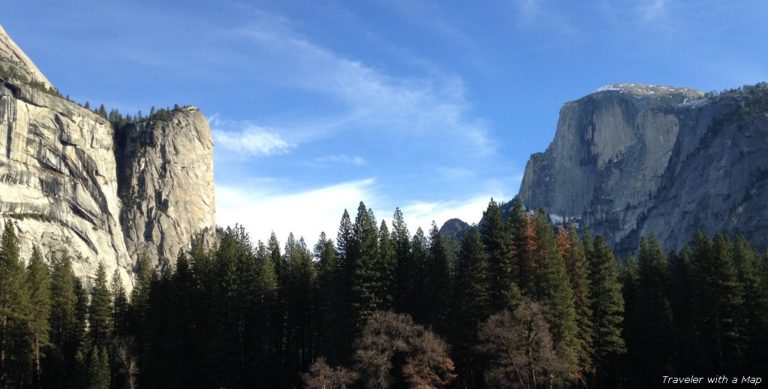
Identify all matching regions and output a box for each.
[0,26,215,289]
[117,107,215,265]
[518,83,768,255]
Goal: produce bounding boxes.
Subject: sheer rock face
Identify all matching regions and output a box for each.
[0,25,54,90]
[0,81,132,286]
[0,26,215,288]
[117,107,215,264]
[519,83,768,254]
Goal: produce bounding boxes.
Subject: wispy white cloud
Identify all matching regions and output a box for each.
[212,125,294,156]
[401,195,502,233]
[216,176,510,245]
[314,154,366,166]
[227,16,495,156]
[216,178,380,243]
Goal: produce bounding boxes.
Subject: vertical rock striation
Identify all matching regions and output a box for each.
[518,83,768,255]
[117,107,216,264]
[0,25,215,288]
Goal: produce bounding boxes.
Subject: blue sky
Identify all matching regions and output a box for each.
[4,0,767,243]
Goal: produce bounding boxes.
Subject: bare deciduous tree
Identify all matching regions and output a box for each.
[477,300,568,388]
[354,311,455,388]
[113,336,139,389]
[303,358,358,389]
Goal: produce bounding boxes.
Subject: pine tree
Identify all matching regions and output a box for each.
[633,236,673,384]
[46,250,79,388]
[87,345,110,389]
[111,269,129,338]
[424,222,452,334]
[588,235,625,387]
[452,227,490,388]
[506,199,528,290]
[284,235,316,379]
[0,221,31,387]
[481,199,521,313]
[129,254,153,387]
[25,246,52,385]
[392,208,413,314]
[692,232,744,372]
[89,263,113,349]
[516,211,538,296]
[732,236,768,375]
[374,220,396,311]
[620,255,641,385]
[533,210,578,373]
[556,223,594,381]
[335,210,356,363]
[73,277,90,387]
[313,233,341,363]
[130,254,154,332]
[269,232,286,286]
[250,240,280,386]
[409,227,428,323]
[350,202,380,328]
[668,246,698,373]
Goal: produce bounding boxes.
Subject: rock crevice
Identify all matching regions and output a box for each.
[518,83,768,255]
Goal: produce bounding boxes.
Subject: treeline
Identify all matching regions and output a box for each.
[0,65,62,97]
[88,104,183,129]
[1,199,767,388]
[1,64,181,131]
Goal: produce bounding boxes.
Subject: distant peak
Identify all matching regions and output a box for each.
[0,24,55,90]
[594,83,702,97]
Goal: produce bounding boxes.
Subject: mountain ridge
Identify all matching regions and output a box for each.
[517,81,768,255]
[0,25,215,288]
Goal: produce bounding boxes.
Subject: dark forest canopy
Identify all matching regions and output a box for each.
[1,199,767,388]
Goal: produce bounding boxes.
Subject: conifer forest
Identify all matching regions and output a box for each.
[1,199,767,388]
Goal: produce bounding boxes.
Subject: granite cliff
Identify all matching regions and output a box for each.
[518,83,768,254]
[0,25,215,288]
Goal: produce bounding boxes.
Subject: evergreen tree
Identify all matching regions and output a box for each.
[350,202,380,328]
[424,222,452,334]
[620,256,640,386]
[374,220,396,311]
[692,232,744,372]
[516,211,538,296]
[452,227,490,388]
[556,223,594,382]
[481,199,521,313]
[668,247,698,373]
[25,246,52,386]
[533,210,578,373]
[633,236,673,384]
[335,210,355,362]
[89,263,113,349]
[268,232,286,286]
[588,235,625,387]
[72,277,90,387]
[87,346,110,389]
[732,236,768,376]
[111,269,129,338]
[392,208,413,314]
[253,240,280,385]
[129,254,153,387]
[313,233,341,363]
[409,227,428,323]
[0,221,31,387]
[506,199,527,290]
[284,235,317,380]
[46,250,79,388]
